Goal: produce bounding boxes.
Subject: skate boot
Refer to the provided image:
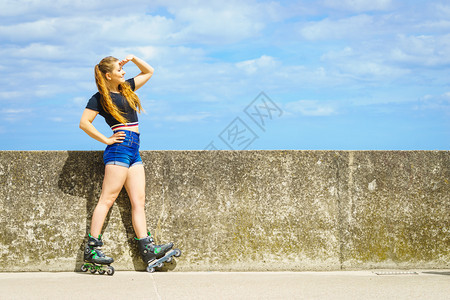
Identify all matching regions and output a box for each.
[136,233,181,273]
[81,234,115,275]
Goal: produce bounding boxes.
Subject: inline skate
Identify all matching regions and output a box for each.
[81,234,115,276]
[136,233,181,273]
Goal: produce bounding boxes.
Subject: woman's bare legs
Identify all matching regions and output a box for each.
[124,164,176,266]
[90,164,129,237]
[124,164,148,239]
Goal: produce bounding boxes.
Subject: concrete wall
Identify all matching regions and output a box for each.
[0,151,448,272]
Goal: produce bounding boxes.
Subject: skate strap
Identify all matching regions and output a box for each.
[88,234,104,247]
[135,233,154,243]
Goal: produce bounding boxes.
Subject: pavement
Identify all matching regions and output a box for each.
[0,270,449,299]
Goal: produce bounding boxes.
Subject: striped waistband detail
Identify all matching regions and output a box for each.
[111,122,139,130]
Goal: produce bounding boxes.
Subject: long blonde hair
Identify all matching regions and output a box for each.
[94,56,144,124]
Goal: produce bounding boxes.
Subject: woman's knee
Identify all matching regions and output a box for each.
[130,195,146,210]
[98,193,119,208]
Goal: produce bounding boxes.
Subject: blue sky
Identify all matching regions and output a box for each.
[1,0,449,150]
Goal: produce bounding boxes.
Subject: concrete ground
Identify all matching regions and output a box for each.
[0,270,449,299]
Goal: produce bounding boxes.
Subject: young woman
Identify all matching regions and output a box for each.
[79,55,173,272]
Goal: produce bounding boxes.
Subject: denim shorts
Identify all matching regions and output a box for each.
[103,130,143,168]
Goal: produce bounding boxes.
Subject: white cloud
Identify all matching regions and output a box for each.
[321,46,411,80]
[0,14,175,47]
[0,18,60,42]
[317,32,450,82]
[299,14,375,40]
[50,117,64,122]
[0,0,150,19]
[236,55,278,75]
[0,91,23,99]
[112,45,207,66]
[72,97,86,106]
[157,0,280,44]
[415,92,450,114]
[0,108,33,122]
[285,100,337,116]
[434,3,450,18]
[4,43,66,60]
[390,34,450,67]
[163,112,211,122]
[322,0,393,12]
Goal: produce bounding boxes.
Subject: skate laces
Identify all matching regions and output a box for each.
[141,237,160,253]
[145,240,157,252]
[135,233,168,254]
[94,247,106,257]
[89,245,107,258]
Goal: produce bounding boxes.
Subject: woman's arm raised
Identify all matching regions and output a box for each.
[120,55,154,91]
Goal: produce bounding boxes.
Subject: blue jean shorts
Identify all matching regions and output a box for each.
[103,130,143,168]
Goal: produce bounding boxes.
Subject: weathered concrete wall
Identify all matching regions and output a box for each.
[0,151,448,272]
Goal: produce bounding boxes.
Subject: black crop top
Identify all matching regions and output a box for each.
[86,78,138,130]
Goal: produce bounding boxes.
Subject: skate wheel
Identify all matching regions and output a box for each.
[90,268,97,274]
[174,249,182,257]
[107,266,115,276]
[166,256,173,263]
[157,262,164,268]
[81,265,88,272]
[146,266,155,273]
[98,269,106,275]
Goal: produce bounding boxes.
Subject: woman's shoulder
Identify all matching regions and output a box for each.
[89,92,101,100]
[86,92,102,111]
